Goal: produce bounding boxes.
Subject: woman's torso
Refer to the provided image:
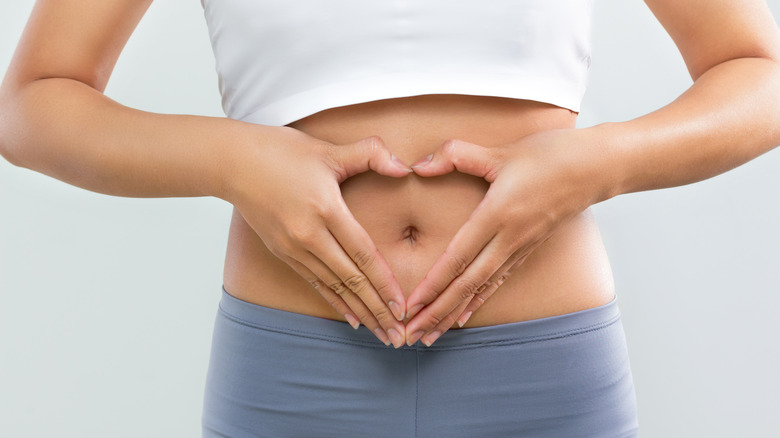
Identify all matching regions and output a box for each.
[222,94,615,329]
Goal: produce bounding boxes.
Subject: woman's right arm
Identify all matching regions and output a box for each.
[0,0,409,348]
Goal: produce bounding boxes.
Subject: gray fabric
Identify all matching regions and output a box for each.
[202,286,638,437]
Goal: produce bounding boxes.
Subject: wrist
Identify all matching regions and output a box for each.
[216,121,282,204]
[576,123,630,204]
[212,119,255,204]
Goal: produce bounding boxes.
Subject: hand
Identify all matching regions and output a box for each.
[226,126,413,348]
[404,128,614,346]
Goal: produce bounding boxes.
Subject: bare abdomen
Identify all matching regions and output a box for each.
[222,94,616,328]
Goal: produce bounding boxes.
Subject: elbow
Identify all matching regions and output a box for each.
[762,65,780,153]
[763,58,780,143]
[0,104,17,167]
[0,84,33,169]
[0,145,22,168]
[0,101,23,168]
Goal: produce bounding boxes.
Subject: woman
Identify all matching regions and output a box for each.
[1,0,778,436]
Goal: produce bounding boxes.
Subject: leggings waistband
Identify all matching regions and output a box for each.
[219,285,621,351]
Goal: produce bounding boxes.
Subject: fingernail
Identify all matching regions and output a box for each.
[345,314,360,330]
[391,154,413,172]
[456,311,472,328]
[374,328,391,346]
[387,328,404,349]
[410,153,433,168]
[407,304,424,320]
[407,330,425,346]
[389,300,405,321]
[422,331,442,347]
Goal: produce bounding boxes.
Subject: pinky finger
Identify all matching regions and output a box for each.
[455,253,529,327]
[282,256,363,330]
[419,298,472,347]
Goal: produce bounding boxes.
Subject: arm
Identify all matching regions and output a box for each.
[0,0,239,199]
[597,0,780,197]
[0,0,410,348]
[403,0,780,346]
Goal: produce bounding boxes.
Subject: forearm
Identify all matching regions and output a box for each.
[591,57,780,201]
[0,77,259,200]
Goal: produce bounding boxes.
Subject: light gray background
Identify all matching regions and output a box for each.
[1,1,779,436]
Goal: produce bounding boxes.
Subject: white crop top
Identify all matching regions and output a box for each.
[200,0,594,127]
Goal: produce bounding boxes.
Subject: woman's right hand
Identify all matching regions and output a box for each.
[225,125,411,348]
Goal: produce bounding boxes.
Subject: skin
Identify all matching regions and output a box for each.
[229,97,615,348]
[402,0,780,345]
[1,0,779,352]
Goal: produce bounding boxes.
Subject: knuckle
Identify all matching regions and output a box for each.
[287,224,316,245]
[321,144,350,180]
[442,138,459,155]
[439,313,458,330]
[458,288,476,302]
[314,200,337,220]
[444,252,469,277]
[364,135,382,150]
[496,205,519,228]
[328,281,350,296]
[470,293,488,308]
[453,277,481,301]
[529,209,557,233]
[371,305,394,323]
[443,140,461,166]
[343,273,370,293]
[371,279,393,298]
[485,168,500,182]
[350,308,371,326]
[320,200,351,226]
[426,313,443,328]
[267,239,297,260]
[321,143,339,167]
[475,281,491,295]
[266,243,287,259]
[351,248,376,271]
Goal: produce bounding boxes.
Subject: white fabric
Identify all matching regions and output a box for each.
[200,0,594,127]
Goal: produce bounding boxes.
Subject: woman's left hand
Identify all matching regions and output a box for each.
[404,128,617,346]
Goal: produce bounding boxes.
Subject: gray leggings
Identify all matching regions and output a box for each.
[202,286,638,437]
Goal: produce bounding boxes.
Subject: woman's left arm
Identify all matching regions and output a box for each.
[404,0,780,346]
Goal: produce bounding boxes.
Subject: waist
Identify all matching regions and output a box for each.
[216,284,622,349]
[223,95,616,327]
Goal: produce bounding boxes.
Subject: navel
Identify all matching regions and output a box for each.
[401,225,420,246]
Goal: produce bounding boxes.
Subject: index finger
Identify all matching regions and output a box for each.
[324,201,407,322]
[404,200,498,321]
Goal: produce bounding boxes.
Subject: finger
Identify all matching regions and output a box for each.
[416,299,472,347]
[307,222,406,348]
[405,201,497,321]
[325,201,407,321]
[406,235,515,343]
[285,249,397,346]
[409,252,525,346]
[410,139,500,182]
[281,255,366,330]
[310,235,406,348]
[306,242,405,349]
[454,252,529,328]
[330,136,413,180]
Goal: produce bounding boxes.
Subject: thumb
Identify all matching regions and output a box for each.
[330,135,413,181]
[411,139,499,182]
